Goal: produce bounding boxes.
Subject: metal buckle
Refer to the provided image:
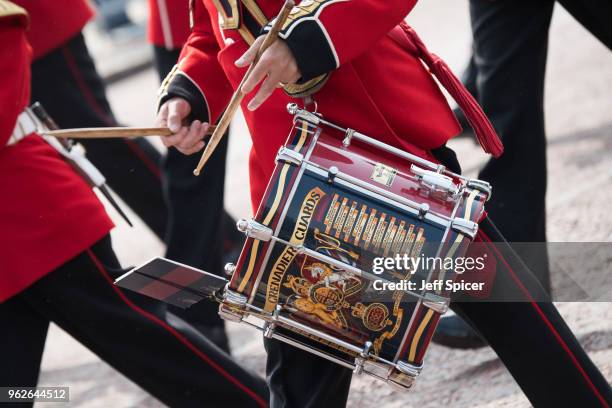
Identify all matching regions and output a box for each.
[236,219,273,241]
[276,146,303,166]
[451,218,478,239]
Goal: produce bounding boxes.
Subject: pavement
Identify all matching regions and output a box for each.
[35,1,611,407]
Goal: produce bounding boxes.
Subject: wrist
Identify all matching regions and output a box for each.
[158,69,210,123]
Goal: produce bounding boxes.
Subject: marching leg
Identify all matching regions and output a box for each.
[557,0,612,49]
[0,296,49,408]
[163,138,231,350]
[470,0,554,291]
[264,338,352,408]
[19,236,269,408]
[452,217,612,407]
[154,45,237,350]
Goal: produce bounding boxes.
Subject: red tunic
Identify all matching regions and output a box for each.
[148,0,191,49]
[159,0,462,209]
[0,2,113,302]
[13,0,94,59]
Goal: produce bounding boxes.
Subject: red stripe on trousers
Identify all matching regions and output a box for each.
[123,139,162,179]
[477,229,609,408]
[86,250,267,408]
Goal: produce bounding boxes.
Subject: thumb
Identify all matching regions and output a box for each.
[155,102,169,127]
[235,35,265,67]
[167,98,191,133]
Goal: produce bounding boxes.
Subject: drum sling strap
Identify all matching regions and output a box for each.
[388,22,504,158]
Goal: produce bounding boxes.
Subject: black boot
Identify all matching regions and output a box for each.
[433,315,487,349]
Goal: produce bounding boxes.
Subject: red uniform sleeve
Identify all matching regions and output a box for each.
[157,0,232,124]
[265,0,418,81]
[0,1,30,148]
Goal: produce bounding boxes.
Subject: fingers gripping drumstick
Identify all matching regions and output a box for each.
[192,0,295,176]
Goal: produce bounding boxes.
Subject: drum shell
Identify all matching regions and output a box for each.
[227,118,486,370]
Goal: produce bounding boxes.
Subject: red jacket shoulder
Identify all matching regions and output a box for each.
[13,0,93,58]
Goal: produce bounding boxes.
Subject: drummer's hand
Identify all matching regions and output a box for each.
[236,36,301,111]
[156,97,209,155]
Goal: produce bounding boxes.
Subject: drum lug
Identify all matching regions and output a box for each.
[223,285,247,306]
[218,304,244,323]
[236,219,273,242]
[327,166,339,184]
[342,128,355,147]
[411,164,459,196]
[286,103,321,125]
[418,203,430,220]
[451,218,478,239]
[276,146,303,166]
[263,305,282,338]
[353,341,373,375]
[395,360,423,378]
[422,292,450,314]
[466,178,492,201]
[219,286,248,323]
[263,322,274,338]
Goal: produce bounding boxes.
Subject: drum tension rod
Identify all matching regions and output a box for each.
[327,166,339,184]
[354,341,373,375]
[263,305,282,338]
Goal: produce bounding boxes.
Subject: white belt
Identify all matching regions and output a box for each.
[8,110,39,146]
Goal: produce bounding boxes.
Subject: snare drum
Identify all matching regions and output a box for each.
[219,103,491,389]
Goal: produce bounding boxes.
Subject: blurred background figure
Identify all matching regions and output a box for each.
[17,0,167,237]
[0,3,268,405]
[15,0,241,351]
[93,0,135,31]
[434,0,612,349]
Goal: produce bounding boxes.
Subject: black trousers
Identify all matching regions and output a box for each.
[30,34,239,327]
[153,45,245,325]
[0,236,268,408]
[464,0,612,291]
[263,149,612,407]
[263,216,611,407]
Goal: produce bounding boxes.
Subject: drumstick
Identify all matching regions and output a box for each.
[45,126,216,139]
[193,0,295,176]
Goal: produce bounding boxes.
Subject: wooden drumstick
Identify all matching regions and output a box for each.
[192,0,295,176]
[45,126,216,139]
